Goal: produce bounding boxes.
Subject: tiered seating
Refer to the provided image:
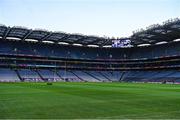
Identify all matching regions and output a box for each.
[0,42,14,54]
[100,71,122,82]
[1,68,180,83]
[1,39,180,83]
[72,70,100,82]
[87,71,110,82]
[165,71,180,82]
[0,68,20,82]
[38,70,61,82]
[147,71,174,82]
[1,40,180,60]
[18,69,43,82]
[122,70,180,83]
[57,70,81,82]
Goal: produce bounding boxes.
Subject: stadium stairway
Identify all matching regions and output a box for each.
[69,70,87,82]
[71,70,100,82]
[35,70,47,82]
[14,69,23,82]
[52,70,65,82]
[56,70,83,82]
[100,71,122,82]
[98,71,112,82]
[83,71,102,82]
[119,71,126,82]
[38,70,61,82]
[88,71,111,82]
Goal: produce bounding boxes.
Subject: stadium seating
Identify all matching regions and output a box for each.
[1,40,180,60]
[70,70,100,82]
[86,71,110,82]
[0,35,180,83]
[99,71,123,82]
[122,70,180,83]
[56,70,81,82]
[37,69,61,82]
[18,69,43,82]
[0,68,20,82]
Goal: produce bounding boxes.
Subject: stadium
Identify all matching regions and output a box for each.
[0,18,180,83]
[1,0,180,119]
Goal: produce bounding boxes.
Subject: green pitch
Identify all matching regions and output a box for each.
[0,82,180,119]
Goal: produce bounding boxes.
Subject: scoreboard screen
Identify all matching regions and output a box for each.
[112,39,132,48]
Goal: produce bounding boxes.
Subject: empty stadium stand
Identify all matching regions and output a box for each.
[0,68,20,82]
[18,69,43,82]
[0,18,180,83]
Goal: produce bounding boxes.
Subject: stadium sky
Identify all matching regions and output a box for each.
[0,0,179,38]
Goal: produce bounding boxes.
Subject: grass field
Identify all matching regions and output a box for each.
[0,82,180,119]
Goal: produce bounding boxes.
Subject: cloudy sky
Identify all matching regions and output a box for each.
[0,0,179,38]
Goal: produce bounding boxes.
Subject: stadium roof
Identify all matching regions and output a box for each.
[0,18,180,47]
[0,25,112,47]
[131,18,180,46]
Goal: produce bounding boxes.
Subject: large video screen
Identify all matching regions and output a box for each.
[112,39,132,48]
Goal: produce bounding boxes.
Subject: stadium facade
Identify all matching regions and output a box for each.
[0,18,180,83]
